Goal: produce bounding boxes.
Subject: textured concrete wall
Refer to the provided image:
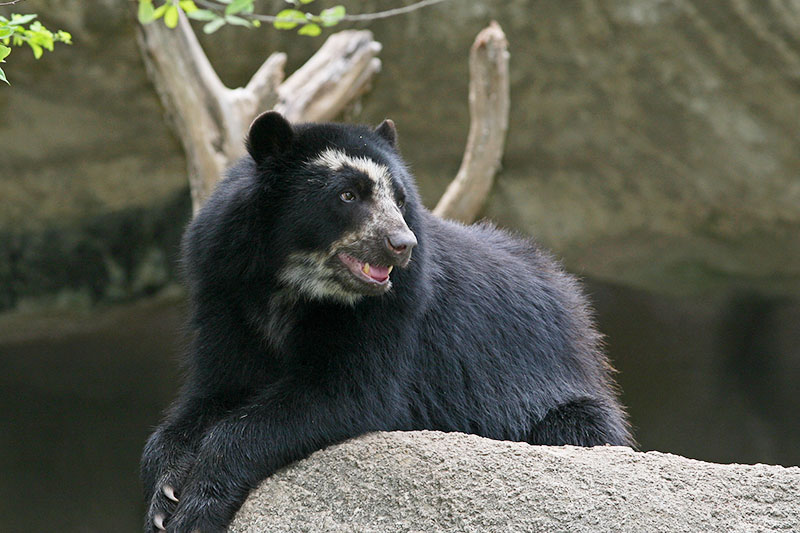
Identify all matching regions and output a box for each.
[3,1,800,310]
[230,431,800,533]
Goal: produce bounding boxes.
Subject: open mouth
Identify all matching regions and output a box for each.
[338,253,393,285]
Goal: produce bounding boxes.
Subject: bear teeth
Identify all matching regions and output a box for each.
[387,266,393,274]
[363,263,370,275]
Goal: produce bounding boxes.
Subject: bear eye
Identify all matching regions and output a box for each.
[396,197,405,209]
[340,190,357,203]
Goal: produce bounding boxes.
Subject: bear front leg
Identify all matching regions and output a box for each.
[164,385,371,532]
[142,427,198,532]
[142,396,225,533]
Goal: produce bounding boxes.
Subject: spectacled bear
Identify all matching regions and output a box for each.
[141,111,632,532]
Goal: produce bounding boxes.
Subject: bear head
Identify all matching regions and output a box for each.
[231,111,424,305]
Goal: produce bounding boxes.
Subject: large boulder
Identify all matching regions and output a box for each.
[230,431,800,533]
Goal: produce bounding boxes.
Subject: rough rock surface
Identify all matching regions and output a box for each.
[230,431,800,533]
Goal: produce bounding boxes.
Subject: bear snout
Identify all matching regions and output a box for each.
[385,229,417,266]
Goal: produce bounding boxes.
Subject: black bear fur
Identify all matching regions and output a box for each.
[141,112,632,532]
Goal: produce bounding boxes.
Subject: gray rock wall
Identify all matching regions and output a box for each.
[230,431,800,533]
[0,1,190,311]
[2,0,800,309]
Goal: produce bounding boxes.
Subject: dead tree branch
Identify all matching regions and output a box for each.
[274,32,382,123]
[434,21,510,224]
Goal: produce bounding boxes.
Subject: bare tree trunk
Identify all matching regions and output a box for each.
[434,22,510,224]
[137,12,382,214]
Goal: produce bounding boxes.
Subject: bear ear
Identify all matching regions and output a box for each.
[374,119,397,148]
[247,111,294,163]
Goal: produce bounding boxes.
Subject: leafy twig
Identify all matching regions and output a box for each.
[0,13,72,84]
[140,0,450,35]
[194,0,449,23]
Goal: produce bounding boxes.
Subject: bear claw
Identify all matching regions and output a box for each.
[154,513,166,531]
[163,484,179,503]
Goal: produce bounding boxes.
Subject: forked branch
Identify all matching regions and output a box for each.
[138,12,507,220]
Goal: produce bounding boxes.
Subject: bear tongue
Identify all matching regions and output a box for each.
[339,253,392,284]
[364,263,390,282]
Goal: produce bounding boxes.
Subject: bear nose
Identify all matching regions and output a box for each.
[385,230,417,257]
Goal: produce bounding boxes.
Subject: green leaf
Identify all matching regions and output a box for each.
[225,15,251,27]
[299,0,316,4]
[274,9,305,30]
[297,22,321,36]
[138,0,155,24]
[225,0,252,16]
[0,65,8,85]
[203,17,226,34]
[164,5,179,28]
[9,14,37,26]
[0,43,10,62]
[319,5,345,27]
[56,30,72,44]
[35,33,55,52]
[186,9,217,21]
[152,4,168,19]
[179,1,198,13]
[0,27,13,39]
[29,41,43,59]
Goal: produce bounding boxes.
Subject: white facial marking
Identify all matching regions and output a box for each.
[312,148,392,189]
[278,250,362,305]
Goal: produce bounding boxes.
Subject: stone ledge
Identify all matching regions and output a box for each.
[231,431,800,533]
